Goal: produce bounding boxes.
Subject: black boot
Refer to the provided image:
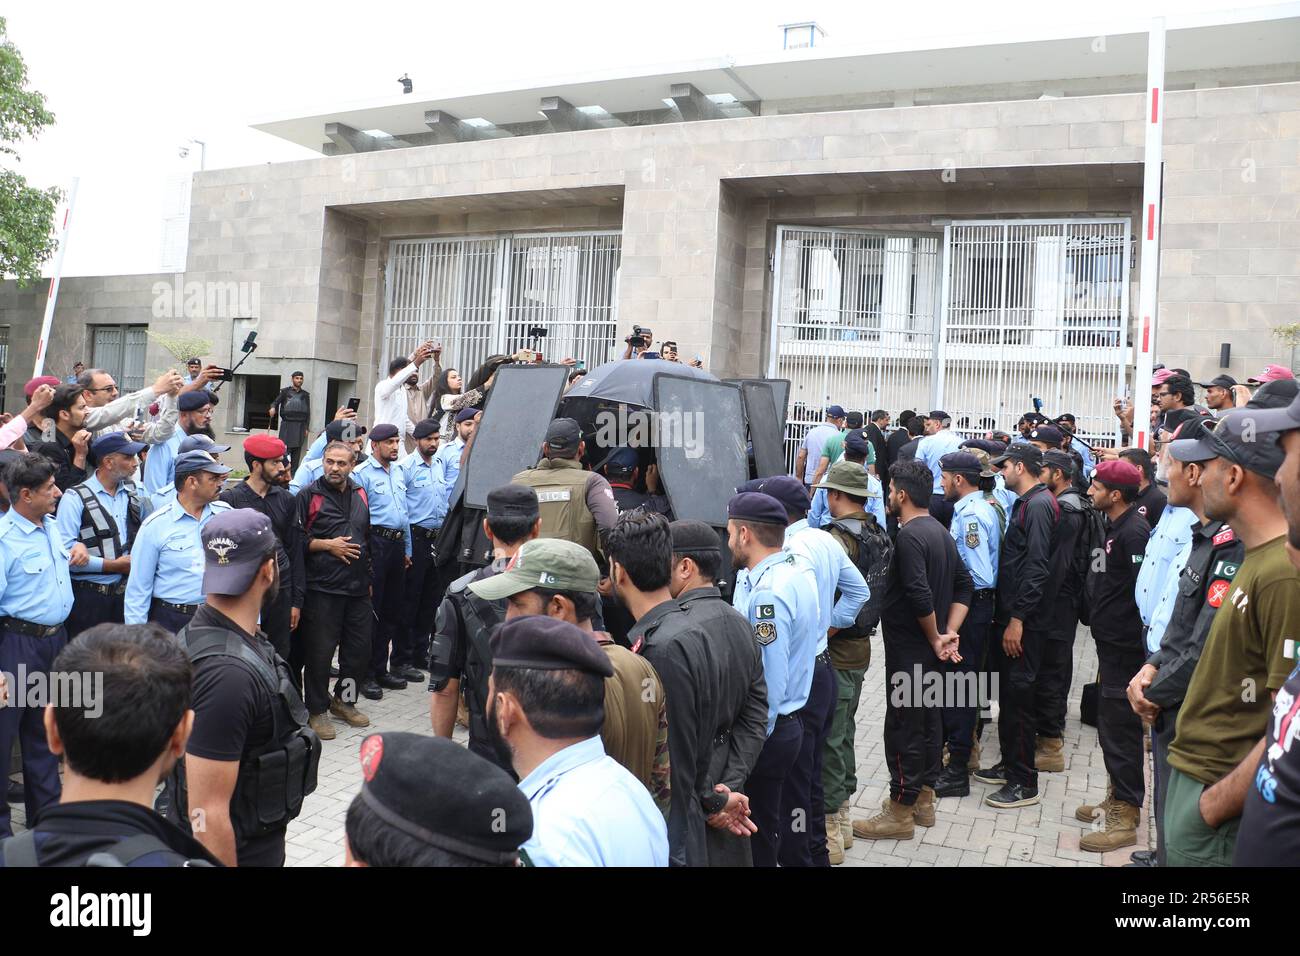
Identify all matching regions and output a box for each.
[933,764,971,798]
[377,671,408,690]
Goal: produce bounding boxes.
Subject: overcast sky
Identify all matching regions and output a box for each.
[3,0,1288,276]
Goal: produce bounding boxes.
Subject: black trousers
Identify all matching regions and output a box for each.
[400,527,443,670]
[744,714,803,868]
[779,657,836,867]
[988,623,1045,789]
[1094,639,1146,808]
[942,591,994,769]
[262,583,293,666]
[66,584,124,640]
[285,445,303,472]
[148,603,195,635]
[882,637,942,804]
[1034,626,1076,738]
[928,494,954,530]
[367,533,407,678]
[301,590,372,716]
[0,626,67,838]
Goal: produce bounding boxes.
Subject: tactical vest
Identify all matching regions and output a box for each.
[171,626,321,841]
[72,479,144,563]
[828,514,892,640]
[512,458,600,557]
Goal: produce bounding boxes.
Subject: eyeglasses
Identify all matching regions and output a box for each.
[86,384,119,394]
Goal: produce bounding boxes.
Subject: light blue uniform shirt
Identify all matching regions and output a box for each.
[733,549,821,734]
[304,431,328,462]
[352,457,412,558]
[142,431,182,500]
[429,437,465,526]
[0,511,74,626]
[809,469,886,530]
[785,519,869,653]
[397,450,444,530]
[915,429,965,494]
[517,735,668,867]
[289,454,324,494]
[124,498,231,624]
[55,474,133,585]
[1136,504,1197,652]
[1071,437,1096,481]
[949,490,1002,590]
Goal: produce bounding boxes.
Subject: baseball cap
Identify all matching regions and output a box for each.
[1041,449,1076,475]
[1167,409,1286,479]
[325,420,367,442]
[1197,374,1238,389]
[544,418,582,455]
[1235,386,1300,436]
[201,509,276,595]
[845,411,864,429]
[467,538,600,601]
[1248,364,1295,385]
[486,484,539,520]
[488,614,614,677]
[1028,425,1064,447]
[826,405,846,419]
[604,447,639,474]
[351,733,531,866]
[1248,378,1300,410]
[90,432,147,461]
[1152,368,1176,386]
[928,409,950,422]
[174,450,232,477]
[179,434,232,455]
[990,444,1043,469]
[814,460,871,497]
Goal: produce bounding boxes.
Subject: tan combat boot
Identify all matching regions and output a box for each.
[1035,736,1065,773]
[1074,787,1116,823]
[913,786,937,827]
[826,813,845,864]
[308,713,336,740]
[1079,800,1140,853]
[852,799,916,841]
[838,801,853,849]
[330,698,370,727]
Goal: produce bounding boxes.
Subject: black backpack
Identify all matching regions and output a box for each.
[828,513,893,639]
[1,831,216,867]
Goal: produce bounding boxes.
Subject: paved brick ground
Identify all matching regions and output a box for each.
[7,624,1148,867]
[279,624,1148,867]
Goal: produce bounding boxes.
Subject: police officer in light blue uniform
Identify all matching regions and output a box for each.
[728,491,820,868]
[353,423,413,695]
[125,451,232,632]
[396,418,446,677]
[808,428,886,530]
[143,390,213,501]
[932,451,1002,794]
[0,453,75,838]
[429,407,477,527]
[150,433,231,510]
[1136,503,1197,653]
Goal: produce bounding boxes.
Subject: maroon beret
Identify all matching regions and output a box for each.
[244,434,287,460]
[1094,459,1141,489]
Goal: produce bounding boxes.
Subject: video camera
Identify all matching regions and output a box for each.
[626,326,652,349]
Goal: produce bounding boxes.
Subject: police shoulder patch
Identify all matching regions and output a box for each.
[756,604,775,620]
[754,620,778,645]
[1213,526,1236,547]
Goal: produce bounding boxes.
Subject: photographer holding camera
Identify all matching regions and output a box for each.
[621,326,653,361]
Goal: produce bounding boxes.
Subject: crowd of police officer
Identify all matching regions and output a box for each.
[4,353,1300,867]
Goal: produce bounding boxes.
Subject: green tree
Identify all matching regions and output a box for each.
[0,16,59,287]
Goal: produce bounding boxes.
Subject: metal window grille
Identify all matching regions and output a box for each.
[90,325,148,394]
[383,231,621,383]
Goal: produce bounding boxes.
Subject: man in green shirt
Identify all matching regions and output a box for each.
[812,413,876,488]
[1161,409,1300,866]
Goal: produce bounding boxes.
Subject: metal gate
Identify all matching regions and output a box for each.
[768,220,1130,467]
[383,231,621,380]
[768,226,942,470]
[937,219,1130,445]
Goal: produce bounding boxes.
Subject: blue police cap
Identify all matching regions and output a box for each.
[727,491,788,526]
[178,391,213,412]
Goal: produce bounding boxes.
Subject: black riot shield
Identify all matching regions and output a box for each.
[739,381,786,478]
[653,375,747,528]
[462,364,571,510]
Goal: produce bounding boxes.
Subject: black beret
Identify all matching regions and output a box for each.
[412,418,440,439]
[325,420,366,442]
[178,391,213,412]
[844,428,871,454]
[961,438,1006,455]
[736,478,765,494]
[727,491,788,526]
[939,452,982,476]
[753,475,808,518]
[669,519,720,553]
[455,407,479,424]
[489,615,613,677]
[487,483,539,519]
[355,732,531,865]
[370,423,399,442]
